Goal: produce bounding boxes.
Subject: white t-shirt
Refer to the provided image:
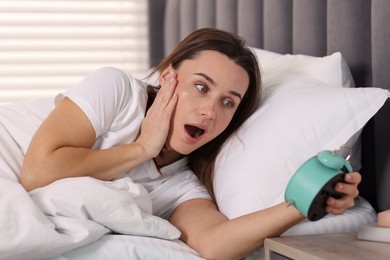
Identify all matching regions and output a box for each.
[55,67,147,150]
[0,67,211,218]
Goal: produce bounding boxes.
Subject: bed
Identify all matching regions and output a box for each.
[0,1,389,259]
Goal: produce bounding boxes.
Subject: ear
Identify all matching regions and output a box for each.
[159,64,174,85]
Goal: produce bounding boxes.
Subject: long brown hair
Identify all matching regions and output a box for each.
[148,28,261,200]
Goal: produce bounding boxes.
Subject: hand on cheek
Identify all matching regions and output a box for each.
[134,67,178,159]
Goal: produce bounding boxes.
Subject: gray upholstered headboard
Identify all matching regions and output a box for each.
[147,0,390,212]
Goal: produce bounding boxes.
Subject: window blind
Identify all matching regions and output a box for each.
[0,0,149,103]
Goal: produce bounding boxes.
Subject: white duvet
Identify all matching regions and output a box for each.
[0,176,202,260]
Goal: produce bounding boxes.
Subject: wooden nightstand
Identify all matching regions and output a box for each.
[264,233,390,260]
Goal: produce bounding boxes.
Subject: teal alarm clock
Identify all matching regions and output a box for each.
[284,148,353,221]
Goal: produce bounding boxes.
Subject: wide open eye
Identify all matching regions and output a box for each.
[195,83,208,93]
[222,98,234,108]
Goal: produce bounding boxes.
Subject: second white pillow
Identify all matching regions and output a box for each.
[250,48,355,88]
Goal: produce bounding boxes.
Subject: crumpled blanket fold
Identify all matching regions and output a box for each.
[0,176,180,260]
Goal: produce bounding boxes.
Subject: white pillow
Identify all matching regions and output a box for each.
[251,48,355,88]
[252,48,363,171]
[214,72,390,219]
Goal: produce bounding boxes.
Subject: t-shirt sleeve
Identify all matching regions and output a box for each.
[151,170,212,219]
[55,67,141,137]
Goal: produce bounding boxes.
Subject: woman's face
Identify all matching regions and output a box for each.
[165,50,249,155]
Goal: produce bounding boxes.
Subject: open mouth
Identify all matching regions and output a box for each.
[185,124,205,138]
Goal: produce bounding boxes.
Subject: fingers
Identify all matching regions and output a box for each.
[159,65,177,92]
[154,71,178,117]
[326,196,355,215]
[344,172,362,185]
[334,179,360,198]
[325,172,361,215]
[135,69,178,158]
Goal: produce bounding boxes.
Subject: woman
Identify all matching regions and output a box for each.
[21,28,360,259]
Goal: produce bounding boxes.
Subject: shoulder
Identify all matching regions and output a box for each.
[65,66,146,95]
[151,162,212,219]
[56,67,148,136]
[57,66,148,109]
[84,66,146,93]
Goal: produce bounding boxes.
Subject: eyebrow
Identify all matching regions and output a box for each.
[194,72,215,85]
[194,72,242,100]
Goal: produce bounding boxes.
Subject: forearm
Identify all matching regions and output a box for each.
[170,200,305,260]
[204,203,304,259]
[21,142,149,191]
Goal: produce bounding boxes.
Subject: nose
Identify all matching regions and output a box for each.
[199,102,216,120]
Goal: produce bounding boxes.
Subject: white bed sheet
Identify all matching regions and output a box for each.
[0,175,205,260]
[54,235,203,260]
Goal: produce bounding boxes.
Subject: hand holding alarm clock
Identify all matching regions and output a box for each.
[285,146,352,221]
[286,146,390,243]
